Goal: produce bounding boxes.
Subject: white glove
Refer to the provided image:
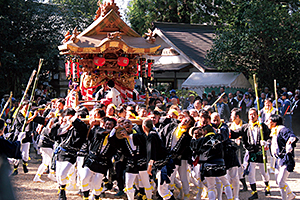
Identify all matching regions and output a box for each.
[6,119,11,124]
[260,140,268,146]
[17,132,26,142]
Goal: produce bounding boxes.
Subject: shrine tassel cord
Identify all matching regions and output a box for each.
[274,79,279,115]
[0,91,13,118]
[253,74,267,172]
[10,70,36,132]
[21,58,43,132]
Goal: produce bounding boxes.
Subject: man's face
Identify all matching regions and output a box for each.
[193,128,203,139]
[180,117,192,129]
[194,100,202,110]
[171,98,177,105]
[152,94,157,99]
[189,110,199,118]
[199,114,210,126]
[150,114,160,125]
[228,93,233,99]
[230,111,237,122]
[264,100,272,109]
[261,93,266,99]
[211,115,221,126]
[267,118,276,129]
[248,110,258,122]
[139,108,147,117]
[104,121,115,131]
[123,119,133,133]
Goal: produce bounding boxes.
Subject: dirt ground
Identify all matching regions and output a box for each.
[10,143,300,200]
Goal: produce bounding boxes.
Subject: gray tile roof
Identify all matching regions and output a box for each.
[153,22,216,71]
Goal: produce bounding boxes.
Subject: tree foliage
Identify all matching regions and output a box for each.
[0,0,99,96]
[126,0,234,35]
[206,0,300,90]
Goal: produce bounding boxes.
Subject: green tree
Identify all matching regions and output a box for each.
[0,0,66,95]
[127,0,233,35]
[51,0,98,31]
[206,0,300,90]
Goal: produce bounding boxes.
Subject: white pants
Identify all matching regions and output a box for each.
[35,147,53,177]
[76,156,85,189]
[275,165,291,200]
[81,167,104,195]
[21,142,30,162]
[206,175,233,200]
[56,161,73,185]
[248,162,269,184]
[124,171,152,200]
[226,167,239,200]
[156,170,173,200]
[169,160,190,197]
[190,164,205,199]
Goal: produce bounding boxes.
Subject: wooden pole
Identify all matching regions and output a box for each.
[21,59,43,132]
[0,91,13,118]
[253,74,267,172]
[9,70,36,132]
[274,79,279,115]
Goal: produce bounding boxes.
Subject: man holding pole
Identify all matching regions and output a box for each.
[230,108,271,199]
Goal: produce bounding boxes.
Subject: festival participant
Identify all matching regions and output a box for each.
[110,119,152,200]
[159,115,195,200]
[106,103,117,119]
[189,126,206,199]
[0,119,25,200]
[55,108,88,200]
[260,98,277,174]
[10,101,39,175]
[190,125,233,200]
[281,92,292,130]
[215,95,230,122]
[230,108,271,199]
[33,114,58,182]
[260,98,276,123]
[228,108,247,192]
[266,114,298,200]
[142,118,175,200]
[80,117,117,200]
[211,112,240,200]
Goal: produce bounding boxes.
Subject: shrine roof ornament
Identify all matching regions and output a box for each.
[58,5,160,55]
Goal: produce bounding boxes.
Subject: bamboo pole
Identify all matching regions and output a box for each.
[0,91,13,118]
[21,59,43,132]
[253,74,267,172]
[274,79,279,115]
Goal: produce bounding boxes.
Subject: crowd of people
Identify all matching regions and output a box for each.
[0,84,299,200]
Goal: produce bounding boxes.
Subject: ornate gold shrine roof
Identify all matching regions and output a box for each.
[58,9,160,55]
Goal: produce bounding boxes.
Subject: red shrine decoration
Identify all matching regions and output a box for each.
[93,56,106,66]
[117,57,129,67]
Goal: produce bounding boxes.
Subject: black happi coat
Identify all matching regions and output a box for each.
[274,127,299,172]
[190,132,226,178]
[56,118,88,164]
[230,122,270,163]
[10,112,35,143]
[0,136,22,159]
[83,126,117,174]
[159,121,192,165]
[212,123,240,169]
[111,129,148,173]
[146,129,169,169]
